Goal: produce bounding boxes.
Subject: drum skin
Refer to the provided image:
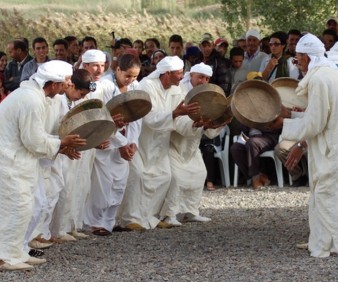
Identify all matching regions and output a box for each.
[231,80,281,130]
[185,83,228,122]
[59,99,116,151]
[106,90,152,122]
[270,77,307,109]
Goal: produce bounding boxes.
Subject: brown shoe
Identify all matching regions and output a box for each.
[157,221,173,229]
[125,223,146,231]
[252,177,264,189]
[260,173,271,186]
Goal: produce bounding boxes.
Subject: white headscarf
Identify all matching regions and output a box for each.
[82,49,106,63]
[296,33,336,70]
[181,63,213,84]
[147,56,184,79]
[31,60,73,88]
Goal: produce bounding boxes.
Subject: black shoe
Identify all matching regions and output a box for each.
[29,249,44,257]
[292,175,308,187]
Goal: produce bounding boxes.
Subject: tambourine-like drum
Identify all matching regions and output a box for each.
[184,83,228,122]
[212,95,233,126]
[106,90,152,122]
[59,99,116,151]
[231,80,281,129]
[270,77,307,109]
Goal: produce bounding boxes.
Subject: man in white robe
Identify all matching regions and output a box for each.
[0,60,86,271]
[118,56,200,230]
[270,33,338,258]
[161,63,227,226]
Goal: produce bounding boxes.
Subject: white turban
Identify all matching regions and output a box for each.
[31,60,73,88]
[82,49,106,63]
[296,33,336,70]
[147,56,184,79]
[245,29,260,40]
[190,63,213,77]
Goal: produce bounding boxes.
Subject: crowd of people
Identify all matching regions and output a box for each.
[1,16,338,271]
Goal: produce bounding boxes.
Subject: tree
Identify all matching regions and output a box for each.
[221,0,337,38]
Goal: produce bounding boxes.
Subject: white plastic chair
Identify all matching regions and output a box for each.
[233,135,284,188]
[212,125,231,187]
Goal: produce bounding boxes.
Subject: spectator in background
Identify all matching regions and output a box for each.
[110,38,133,71]
[183,46,201,72]
[322,28,338,51]
[64,36,80,64]
[229,46,246,89]
[285,29,302,58]
[139,37,160,79]
[236,38,247,51]
[260,36,271,55]
[21,37,50,82]
[151,49,167,66]
[243,29,268,73]
[53,39,68,62]
[82,36,97,51]
[168,34,184,58]
[0,51,7,101]
[199,32,232,96]
[4,39,32,93]
[326,18,338,34]
[214,37,229,58]
[133,39,148,63]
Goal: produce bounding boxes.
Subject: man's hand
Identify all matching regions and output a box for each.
[112,113,129,128]
[172,101,200,119]
[119,145,133,161]
[267,116,284,130]
[59,146,81,160]
[96,139,110,150]
[285,143,305,171]
[60,134,86,149]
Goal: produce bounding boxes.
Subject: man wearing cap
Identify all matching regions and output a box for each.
[0,60,86,271]
[199,33,232,96]
[214,37,229,58]
[118,56,200,230]
[243,29,268,73]
[270,33,338,257]
[160,63,228,225]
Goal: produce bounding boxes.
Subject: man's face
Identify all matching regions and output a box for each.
[83,62,105,81]
[323,34,336,51]
[48,76,72,98]
[69,40,80,57]
[199,41,213,58]
[33,42,48,62]
[7,43,16,60]
[168,69,184,86]
[145,41,158,58]
[295,52,309,73]
[237,40,247,51]
[269,37,284,57]
[54,44,67,61]
[246,36,260,53]
[190,72,210,87]
[231,55,244,69]
[215,43,228,57]
[133,42,143,56]
[82,40,96,52]
[169,42,183,57]
[287,34,300,52]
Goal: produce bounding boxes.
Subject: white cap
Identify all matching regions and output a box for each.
[245,29,261,40]
[82,49,106,63]
[190,63,213,77]
[147,56,184,79]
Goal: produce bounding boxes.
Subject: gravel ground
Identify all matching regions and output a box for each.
[2,185,338,282]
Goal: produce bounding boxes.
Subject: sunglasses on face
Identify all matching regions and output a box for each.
[269,42,282,47]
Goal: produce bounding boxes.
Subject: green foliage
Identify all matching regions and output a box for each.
[221,0,337,38]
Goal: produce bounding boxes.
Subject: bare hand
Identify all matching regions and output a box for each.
[267,116,284,130]
[285,144,304,171]
[119,145,133,161]
[60,134,86,149]
[172,101,200,119]
[59,147,81,160]
[112,113,129,128]
[96,139,110,150]
[292,106,305,112]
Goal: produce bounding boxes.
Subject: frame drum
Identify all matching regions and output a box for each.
[231,80,281,129]
[106,90,152,122]
[184,83,228,122]
[270,77,307,109]
[59,99,116,151]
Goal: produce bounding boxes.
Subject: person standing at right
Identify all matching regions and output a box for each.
[270,33,338,257]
